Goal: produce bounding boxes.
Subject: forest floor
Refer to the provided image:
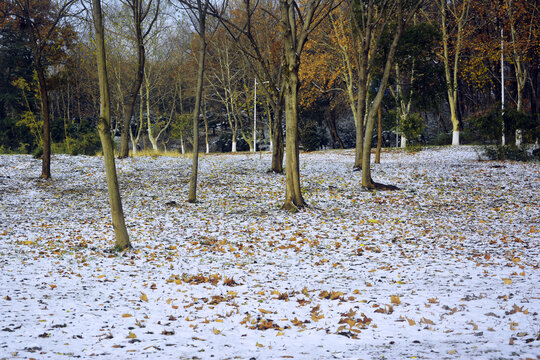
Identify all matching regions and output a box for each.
[0,146,539,360]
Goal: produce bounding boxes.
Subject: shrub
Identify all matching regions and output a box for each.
[469,105,537,144]
[481,145,538,162]
[398,113,425,144]
[300,120,324,151]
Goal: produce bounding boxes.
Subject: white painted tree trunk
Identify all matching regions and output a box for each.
[401,136,407,148]
[452,131,460,146]
[206,142,210,154]
[515,130,522,146]
[232,141,237,153]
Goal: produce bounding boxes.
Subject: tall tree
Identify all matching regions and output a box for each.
[117,0,160,158]
[350,0,423,188]
[438,0,471,146]
[3,0,77,178]
[175,0,213,203]
[91,0,132,250]
[279,0,333,209]
[208,0,286,172]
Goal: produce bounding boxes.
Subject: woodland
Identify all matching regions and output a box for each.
[0,0,539,358]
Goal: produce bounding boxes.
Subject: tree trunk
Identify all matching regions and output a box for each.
[92,0,131,251]
[375,104,382,163]
[35,59,51,179]
[188,20,207,203]
[354,65,366,170]
[362,3,405,189]
[283,69,305,210]
[271,105,284,173]
[118,1,146,159]
[203,105,209,153]
[326,105,344,149]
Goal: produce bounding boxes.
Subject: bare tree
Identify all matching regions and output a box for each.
[91,0,132,250]
[117,0,160,158]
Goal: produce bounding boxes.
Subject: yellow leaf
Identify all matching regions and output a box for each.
[213,328,221,335]
[448,350,456,355]
[503,278,512,285]
[391,295,401,305]
[407,318,416,326]
[122,314,132,318]
[174,279,182,285]
[255,342,264,347]
[259,308,272,314]
[422,317,435,325]
[276,332,285,336]
[127,332,137,339]
[140,292,148,302]
[97,274,106,279]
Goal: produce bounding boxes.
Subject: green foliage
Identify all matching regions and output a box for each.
[468,105,537,144]
[481,145,539,162]
[170,113,192,140]
[398,113,425,143]
[52,132,101,156]
[300,120,324,152]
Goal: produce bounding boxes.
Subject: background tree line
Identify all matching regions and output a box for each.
[1,0,538,160]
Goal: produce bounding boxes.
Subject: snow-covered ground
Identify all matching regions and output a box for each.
[0,146,538,359]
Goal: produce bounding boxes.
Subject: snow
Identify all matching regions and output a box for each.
[0,146,539,359]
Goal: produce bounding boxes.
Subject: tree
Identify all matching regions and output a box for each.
[3,0,77,178]
[206,33,243,152]
[174,0,213,203]
[91,0,131,250]
[438,0,472,146]
[388,21,442,147]
[349,0,423,187]
[299,7,348,150]
[279,0,334,209]
[117,0,160,159]
[208,0,286,172]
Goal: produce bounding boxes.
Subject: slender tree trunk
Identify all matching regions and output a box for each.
[203,104,209,153]
[145,71,159,151]
[118,0,146,159]
[362,3,405,188]
[375,104,382,163]
[35,59,51,179]
[92,0,131,250]
[188,26,207,203]
[440,0,470,146]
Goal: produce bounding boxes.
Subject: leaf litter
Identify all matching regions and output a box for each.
[0,147,539,359]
